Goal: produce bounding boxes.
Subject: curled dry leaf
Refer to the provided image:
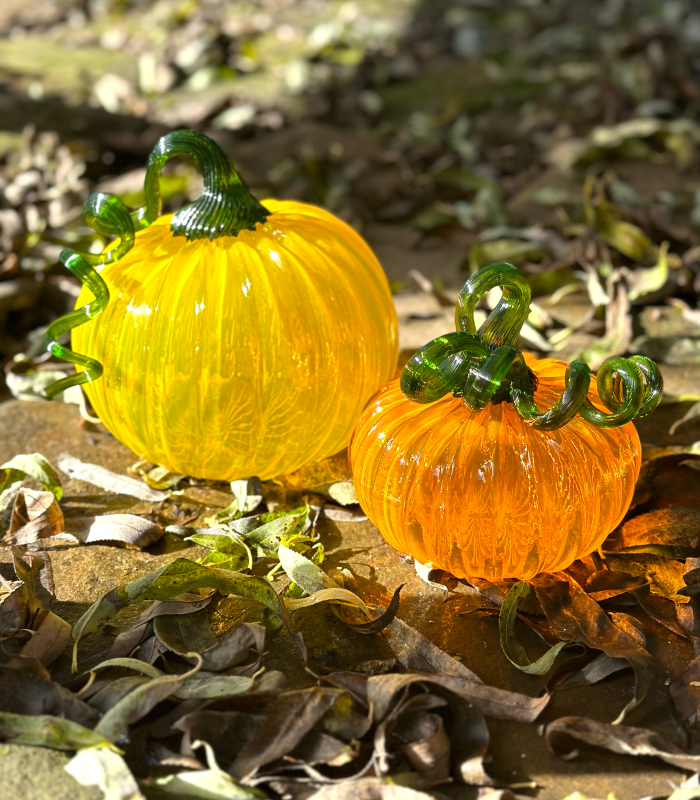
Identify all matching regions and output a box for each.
[12,545,53,614]
[0,582,28,637]
[671,655,700,728]
[546,716,700,771]
[5,487,63,546]
[367,673,548,723]
[583,570,648,601]
[154,613,265,672]
[530,572,657,723]
[57,452,167,502]
[19,609,71,666]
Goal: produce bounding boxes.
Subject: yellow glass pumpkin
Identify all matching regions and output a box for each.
[46,131,398,481]
[350,264,662,581]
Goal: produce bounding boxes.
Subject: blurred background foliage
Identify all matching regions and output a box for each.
[1,0,700,437]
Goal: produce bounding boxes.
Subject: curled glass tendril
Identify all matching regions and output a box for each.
[44,130,269,400]
[400,263,663,431]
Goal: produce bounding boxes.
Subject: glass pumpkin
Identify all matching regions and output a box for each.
[45,131,398,480]
[350,263,663,581]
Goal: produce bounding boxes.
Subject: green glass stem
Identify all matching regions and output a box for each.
[43,193,134,399]
[401,262,663,431]
[44,130,270,400]
[137,129,269,240]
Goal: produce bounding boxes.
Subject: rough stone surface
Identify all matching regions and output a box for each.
[0,745,100,800]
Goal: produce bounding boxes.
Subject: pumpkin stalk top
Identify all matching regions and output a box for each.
[400,262,663,432]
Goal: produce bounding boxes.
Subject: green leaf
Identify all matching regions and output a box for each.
[499,582,570,675]
[0,711,117,751]
[237,507,309,558]
[0,453,62,501]
[278,543,337,595]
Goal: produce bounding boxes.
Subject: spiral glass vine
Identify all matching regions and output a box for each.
[44,130,270,400]
[400,262,663,431]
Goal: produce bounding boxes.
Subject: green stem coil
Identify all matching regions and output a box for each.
[400,262,663,431]
[44,130,269,400]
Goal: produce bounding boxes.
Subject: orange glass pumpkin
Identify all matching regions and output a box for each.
[350,264,662,581]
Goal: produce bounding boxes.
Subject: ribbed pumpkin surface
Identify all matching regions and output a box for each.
[73,200,398,480]
[350,355,641,580]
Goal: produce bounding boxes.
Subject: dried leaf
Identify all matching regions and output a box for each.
[94,655,203,742]
[107,593,215,632]
[0,582,28,636]
[368,673,548,723]
[383,618,482,682]
[584,570,648,601]
[499,582,572,675]
[230,687,346,779]
[546,716,700,771]
[603,554,688,602]
[0,711,117,751]
[284,587,371,616]
[12,545,53,613]
[556,653,630,690]
[605,507,700,557]
[64,748,145,800]
[0,659,99,727]
[19,609,71,665]
[57,453,167,502]
[7,487,63,542]
[530,572,657,722]
[670,402,700,436]
[78,514,163,549]
[154,614,265,672]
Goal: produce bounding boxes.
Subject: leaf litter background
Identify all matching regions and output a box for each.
[2,0,700,799]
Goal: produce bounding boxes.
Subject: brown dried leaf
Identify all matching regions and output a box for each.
[383,617,482,682]
[19,609,71,666]
[546,716,700,771]
[603,554,688,602]
[530,572,657,722]
[154,614,265,672]
[230,688,345,780]
[11,546,53,614]
[367,673,549,723]
[605,507,700,557]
